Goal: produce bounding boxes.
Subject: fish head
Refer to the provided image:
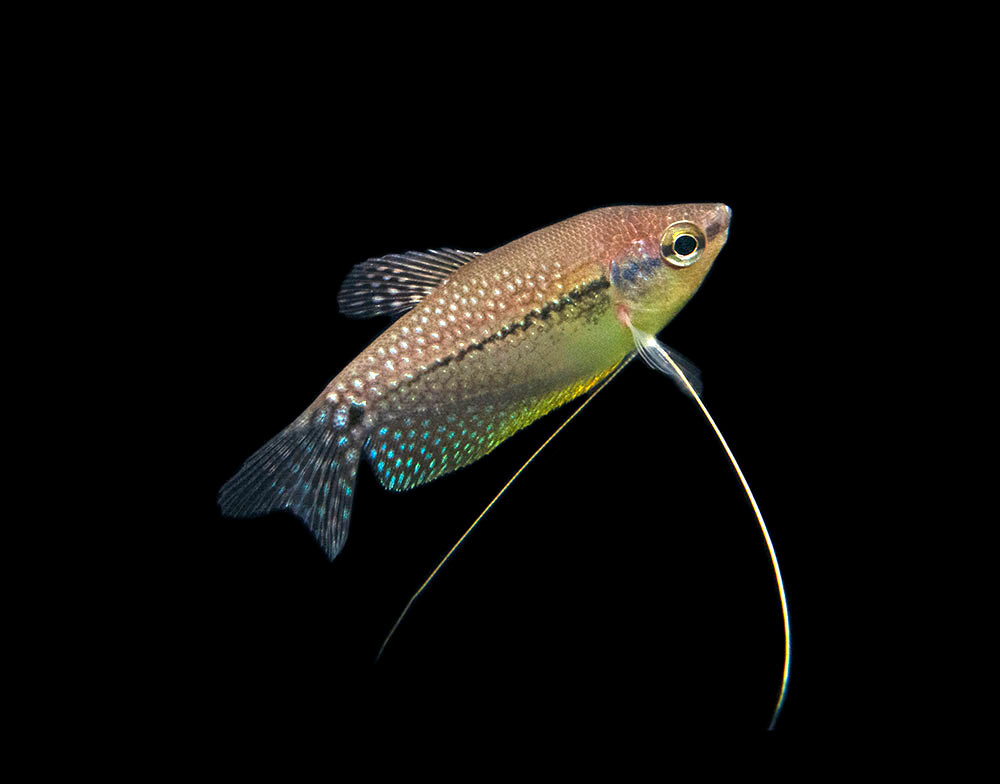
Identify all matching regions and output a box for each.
[606,203,731,334]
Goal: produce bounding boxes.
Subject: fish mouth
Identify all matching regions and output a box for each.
[704,203,732,241]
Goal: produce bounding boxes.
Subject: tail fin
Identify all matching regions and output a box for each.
[218,406,362,560]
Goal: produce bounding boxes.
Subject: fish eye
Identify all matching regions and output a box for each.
[660,221,706,268]
[673,234,698,256]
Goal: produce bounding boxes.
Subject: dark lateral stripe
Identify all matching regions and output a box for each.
[407,276,611,385]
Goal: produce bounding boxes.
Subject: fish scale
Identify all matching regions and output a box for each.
[356,276,623,492]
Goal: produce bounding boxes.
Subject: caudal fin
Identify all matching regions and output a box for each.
[218,407,361,560]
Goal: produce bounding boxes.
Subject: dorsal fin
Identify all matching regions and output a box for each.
[337,248,482,319]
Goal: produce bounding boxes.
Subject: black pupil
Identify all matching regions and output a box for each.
[673,235,698,256]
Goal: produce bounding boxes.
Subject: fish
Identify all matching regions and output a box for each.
[218,202,790,728]
[219,203,731,559]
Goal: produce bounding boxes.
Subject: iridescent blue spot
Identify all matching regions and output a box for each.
[395,458,402,468]
[406,457,413,467]
[316,410,328,424]
[414,463,421,473]
[393,431,402,440]
[291,464,300,474]
[379,427,388,436]
[408,430,416,438]
[377,461,385,472]
[389,476,397,490]
[305,444,313,453]
[422,431,430,439]
[380,444,387,452]
[433,438,441,446]
[344,486,352,496]
[447,431,455,439]
[338,436,348,446]
[420,446,426,455]
[334,408,349,427]
[370,449,377,460]
[388,450,395,459]
[323,482,330,496]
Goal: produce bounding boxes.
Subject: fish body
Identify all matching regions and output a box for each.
[220,204,732,558]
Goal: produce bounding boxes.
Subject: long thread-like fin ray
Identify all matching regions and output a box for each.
[375,355,636,662]
[627,318,790,731]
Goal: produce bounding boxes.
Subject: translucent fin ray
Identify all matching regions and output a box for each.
[337,248,482,319]
[626,323,703,396]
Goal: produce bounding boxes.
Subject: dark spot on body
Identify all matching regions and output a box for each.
[347,402,366,427]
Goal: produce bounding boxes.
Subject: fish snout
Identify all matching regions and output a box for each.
[703,203,732,242]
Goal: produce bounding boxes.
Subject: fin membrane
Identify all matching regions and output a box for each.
[218,407,361,560]
[626,322,703,396]
[337,248,481,319]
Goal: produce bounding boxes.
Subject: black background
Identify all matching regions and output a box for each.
[137,56,872,738]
